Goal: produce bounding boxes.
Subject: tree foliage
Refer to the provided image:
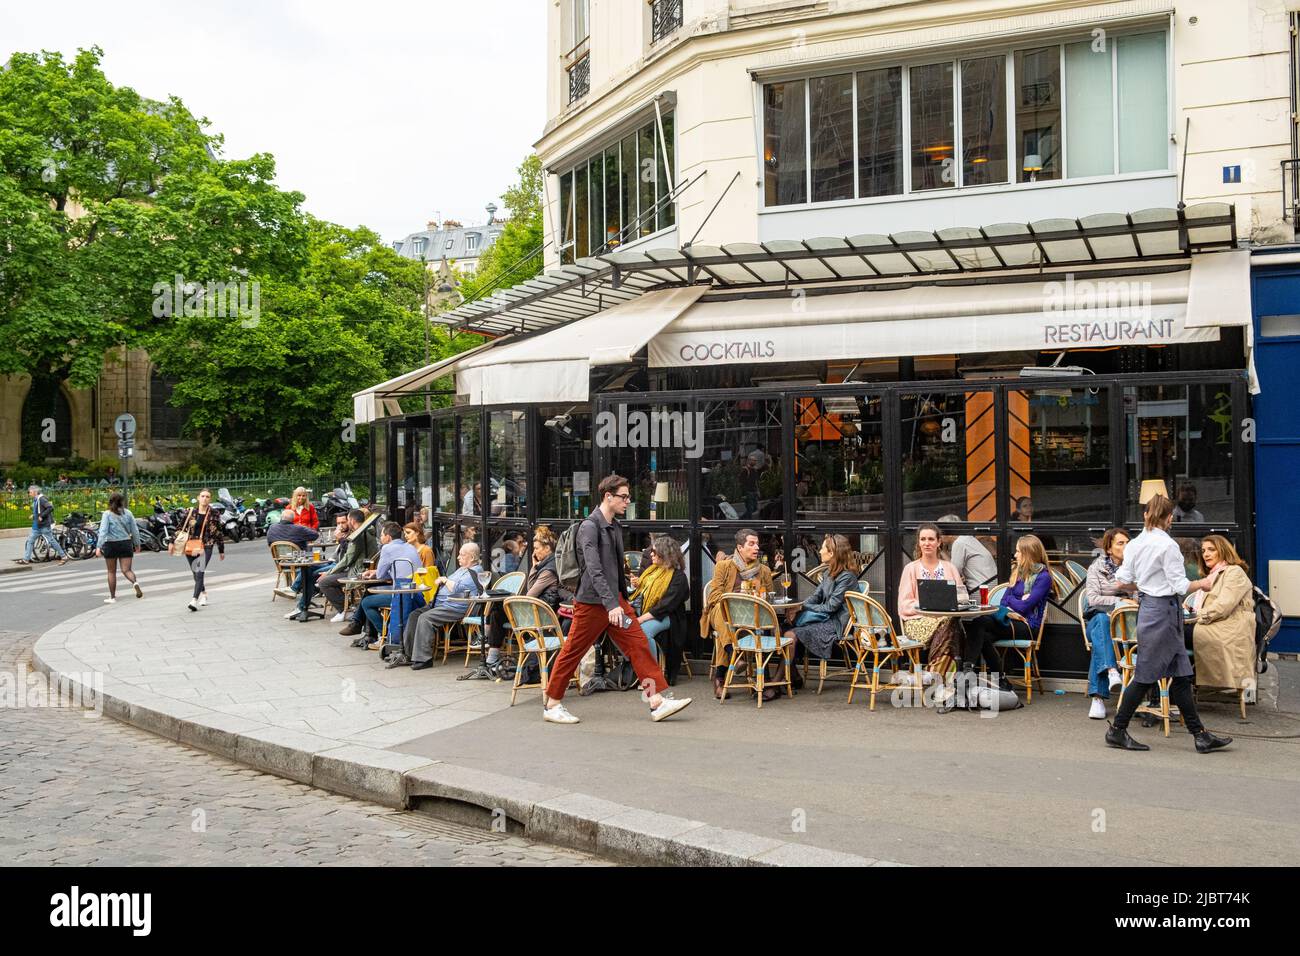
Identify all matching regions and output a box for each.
[458,153,544,304]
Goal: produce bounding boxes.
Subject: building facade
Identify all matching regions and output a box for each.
[360,0,1300,659]
[391,208,507,274]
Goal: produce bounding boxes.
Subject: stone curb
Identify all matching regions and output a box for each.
[32,611,897,867]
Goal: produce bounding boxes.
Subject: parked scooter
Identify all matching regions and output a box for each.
[140,497,177,549]
[214,488,248,542]
[262,496,291,531]
[318,482,360,527]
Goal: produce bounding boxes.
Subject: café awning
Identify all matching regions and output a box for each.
[454,286,708,405]
[352,342,495,424]
[645,251,1251,368]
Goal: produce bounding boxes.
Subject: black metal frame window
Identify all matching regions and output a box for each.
[651,0,683,45]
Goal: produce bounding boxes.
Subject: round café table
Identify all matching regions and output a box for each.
[279,556,334,622]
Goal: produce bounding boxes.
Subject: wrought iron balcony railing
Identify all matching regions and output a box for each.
[651,0,683,44]
[567,50,590,104]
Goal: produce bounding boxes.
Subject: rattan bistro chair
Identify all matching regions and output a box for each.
[270,541,298,601]
[988,582,1048,703]
[1065,560,1090,587]
[718,593,792,709]
[844,591,924,710]
[503,596,578,705]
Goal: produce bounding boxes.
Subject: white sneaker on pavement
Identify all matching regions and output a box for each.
[1108,668,1123,692]
[330,611,346,623]
[103,597,116,604]
[650,696,692,722]
[543,702,580,724]
[284,609,301,619]
[199,593,208,607]
[187,600,198,612]
[1089,697,1107,720]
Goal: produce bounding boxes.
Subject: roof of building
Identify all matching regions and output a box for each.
[392,221,507,263]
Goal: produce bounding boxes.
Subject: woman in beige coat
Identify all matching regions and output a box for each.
[1190,535,1256,692]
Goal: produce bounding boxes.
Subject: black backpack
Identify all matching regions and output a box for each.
[1253,586,1282,673]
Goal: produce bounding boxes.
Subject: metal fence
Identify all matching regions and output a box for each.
[0,472,369,529]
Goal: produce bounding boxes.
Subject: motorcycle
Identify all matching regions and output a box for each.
[262,496,291,531]
[318,482,360,527]
[141,498,177,549]
[135,515,164,552]
[214,488,246,542]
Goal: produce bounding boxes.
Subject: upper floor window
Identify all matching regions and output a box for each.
[763,30,1169,208]
[565,0,591,104]
[445,239,454,251]
[557,110,677,264]
[410,237,426,256]
[651,0,683,44]
[466,233,480,252]
[150,370,189,441]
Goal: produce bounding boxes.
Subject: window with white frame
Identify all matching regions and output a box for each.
[466,233,480,252]
[762,30,1169,207]
[410,237,426,256]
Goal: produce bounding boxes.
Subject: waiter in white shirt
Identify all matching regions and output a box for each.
[1107,495,1232,753]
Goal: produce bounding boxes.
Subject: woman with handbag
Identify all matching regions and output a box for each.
[95,491,142,603]
[169,488,225,611]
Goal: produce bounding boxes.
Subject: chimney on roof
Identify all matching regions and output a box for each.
[427,219,438,231]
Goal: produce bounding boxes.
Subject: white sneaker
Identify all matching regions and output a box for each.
[284,609,302,619]
[1089,697,1107,720]
[650,696,692,722]
[1107,668,1123,692]
[103,597,116,604]
[199,593,208,607]
[187,600,198,613]
[543,702,580,724]
[330,612,346,623]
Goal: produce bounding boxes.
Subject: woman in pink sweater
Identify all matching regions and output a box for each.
[897,523,967,686]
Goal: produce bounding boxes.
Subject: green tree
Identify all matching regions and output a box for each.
[458,153,544,305]
[146,218,469,470]
[0,47,306,462]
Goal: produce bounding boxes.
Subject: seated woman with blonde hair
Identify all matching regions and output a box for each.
[897,523,967,697]
[1190,535,1256,695]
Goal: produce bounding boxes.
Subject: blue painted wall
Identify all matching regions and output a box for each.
[1252,260,1300,654]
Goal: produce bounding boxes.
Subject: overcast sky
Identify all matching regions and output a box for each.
[1,0,547,243]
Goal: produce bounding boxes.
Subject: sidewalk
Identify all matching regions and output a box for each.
[33,578,1300,866]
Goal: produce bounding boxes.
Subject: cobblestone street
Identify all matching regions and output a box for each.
[0,631,612,867]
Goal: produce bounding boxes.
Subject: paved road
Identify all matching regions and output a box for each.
[0,536,274,633]
[0,625,610,866]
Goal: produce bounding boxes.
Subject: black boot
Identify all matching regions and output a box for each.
[1105,723,1150,751]
[1194,731,1232,754]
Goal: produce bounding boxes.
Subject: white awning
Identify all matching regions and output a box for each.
[647,257,1242,369]
[455,286,708,405]
[352,342,495,423]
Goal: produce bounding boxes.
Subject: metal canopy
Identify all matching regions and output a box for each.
[437,203,1237,336]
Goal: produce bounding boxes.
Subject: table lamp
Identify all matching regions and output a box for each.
[1139,479,1169,505]
[651,482,669,520]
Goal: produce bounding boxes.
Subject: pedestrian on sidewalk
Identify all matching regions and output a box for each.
[1105,494,1232,754]
[96,492,142,602]
[19,485,68,566]
[540,475,691,725]
[169,488,225,612]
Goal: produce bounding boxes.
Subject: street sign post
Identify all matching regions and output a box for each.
[115,413,137,495]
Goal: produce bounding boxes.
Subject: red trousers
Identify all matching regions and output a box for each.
[544,596,668,701]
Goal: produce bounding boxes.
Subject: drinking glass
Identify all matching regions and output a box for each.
[476,569,492,591]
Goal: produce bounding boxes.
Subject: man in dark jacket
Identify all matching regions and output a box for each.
[19,485,68,565]
[268,510,319,549]
[316,509,379,620]
[537,475,691,725]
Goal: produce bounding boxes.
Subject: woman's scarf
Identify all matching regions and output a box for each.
[1193,561,1227,611]
[732,551,762,581]
[1019,562,1046,596]
[632,563,672,614]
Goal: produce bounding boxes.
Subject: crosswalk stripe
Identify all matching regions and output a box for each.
[53,571,261,597]
[0,569,195,594]
[0,566,118,586]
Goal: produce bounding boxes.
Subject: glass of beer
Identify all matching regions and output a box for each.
[979,585,989,606]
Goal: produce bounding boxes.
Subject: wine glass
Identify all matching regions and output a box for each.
[780,571,792,602]
[476,568,492,592]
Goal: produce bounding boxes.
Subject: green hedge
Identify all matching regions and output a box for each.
[0,472,369,529]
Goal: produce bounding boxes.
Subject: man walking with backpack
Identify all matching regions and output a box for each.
[542,474,691,725]
[19,485,68,565]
